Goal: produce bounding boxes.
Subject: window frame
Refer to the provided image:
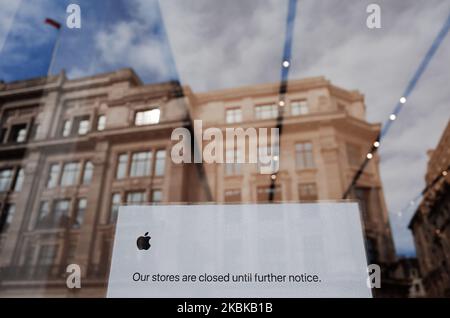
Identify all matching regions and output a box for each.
[295,142,315,170]
[115,153,129,179]
[109,193,122,224]
[298,183,318,201]
[0,168,14,192]
[72,198,87,229]
[96,115,106,131]
[126,191,147,205]
[255,104,278,120]
[225,107,243,124]
[291,100,309,116]
[60,162,81,187]
[81,161,94,185]
[134,108,161,126]
[154,149,166,177]
[130,151,152,177]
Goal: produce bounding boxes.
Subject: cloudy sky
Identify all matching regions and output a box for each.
[1,0,450,255]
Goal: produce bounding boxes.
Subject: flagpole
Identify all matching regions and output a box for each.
[47,27,61,77]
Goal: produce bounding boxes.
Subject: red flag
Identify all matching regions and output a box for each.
[45,18,61,29]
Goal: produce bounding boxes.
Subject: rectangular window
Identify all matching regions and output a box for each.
[72,198,87,229]
[291,100,309,116]
[135,109,160,126]
[347,143,362,167]
[295,142,314,169]
[298,183,318,201]
[224,189,242,203]
[37,245,57,266]
[75,116,90,135]
[61,120,71,137]
[36,201,50,229]
[110,193,121,224]
[46,164,60,189]
[225,149,242,176]
[151,190,162,203]
[9,124,27,143]
[257,186,282,202]
[1,204,16,232]
[97,115,106,131]
[53,199,71,228]
[226,108,242,124]
[13,168,24,192]
[0,169,13,192]
[130,151,152,177]
[154,150,166,176]
[126,191,146,205]
[61,162,80,186]
[255,104,278,120]
[82,161,94,185]
[116,154,128,179]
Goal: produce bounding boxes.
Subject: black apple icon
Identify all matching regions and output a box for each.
[136,232,151,250]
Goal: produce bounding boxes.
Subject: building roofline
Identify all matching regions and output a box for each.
[192,76,364,103]
[0,68,365,105]
[66,68,143,87]
[0,68,146,97]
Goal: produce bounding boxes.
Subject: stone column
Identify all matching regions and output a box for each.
[38,90,62,140]
[318,128,343,200]
[73,141,109,278]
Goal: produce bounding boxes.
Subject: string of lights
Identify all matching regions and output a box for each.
[342,10,450,200]
[396,164,449,218]
[268,0,298,201]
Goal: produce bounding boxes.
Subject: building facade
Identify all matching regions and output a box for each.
[0,68,397,297]
[409,120,450,297]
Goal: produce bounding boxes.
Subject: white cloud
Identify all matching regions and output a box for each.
[160,0,288,91]
[0,0,21,51]
[0,0,56,49]
[94,20,171,79]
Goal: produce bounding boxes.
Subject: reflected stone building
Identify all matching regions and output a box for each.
[409,120,450,297]
[0,68,398,297]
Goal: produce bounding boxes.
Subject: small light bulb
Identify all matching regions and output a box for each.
[443,171,448,176]
[282,60,290,68]
[278,100,285,107]
[400,97,407,104]
[271,174,277,180]
[273,155,279,161]
[373,141,380,148]
[366,153,373,159]
[389,114,397,121]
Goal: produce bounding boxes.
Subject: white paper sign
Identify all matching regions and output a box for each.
[107,203,372,298]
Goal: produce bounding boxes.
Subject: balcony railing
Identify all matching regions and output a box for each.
[0,265,66,282]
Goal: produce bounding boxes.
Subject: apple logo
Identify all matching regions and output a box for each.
[136,232,151,250]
